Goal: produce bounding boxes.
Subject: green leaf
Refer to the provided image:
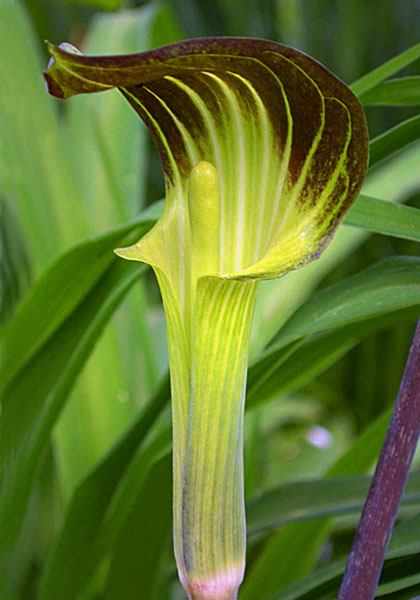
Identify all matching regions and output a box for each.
[0,203,160,394]
[355,140,420,212]
[0,264,145,593]
[344,195,420,243]
[244,371,419,600]
[0,208,158,592]
[250,257,420,384]
[38,382,170,600]
[241,522,330,600]
[240,258,420,598]
[239,404,399,600]
[273,512,420,600]
[376,561,420,598]
[103,454,172,600]
[242,356,420,600]
[246,472,420,535]
[248,308,418,408]
[369,114,420,170]
[0,196,31,324]
[0,0,67,270]
[351,41,420,97]
[58,0,124,10]
[359,76,420,105]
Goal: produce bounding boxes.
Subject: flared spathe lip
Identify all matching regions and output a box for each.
[43,37,365,121]
[44,36,333,89]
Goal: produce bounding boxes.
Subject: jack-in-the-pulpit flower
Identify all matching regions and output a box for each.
[44,38,368,600]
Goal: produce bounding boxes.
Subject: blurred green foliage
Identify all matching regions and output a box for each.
[1,0,420,599]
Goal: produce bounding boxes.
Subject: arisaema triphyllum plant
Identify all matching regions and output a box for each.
[44,38,368,600]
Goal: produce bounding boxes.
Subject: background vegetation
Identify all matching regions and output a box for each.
[1,0,420,598]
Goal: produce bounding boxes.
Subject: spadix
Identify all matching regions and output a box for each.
[44,37,368,600]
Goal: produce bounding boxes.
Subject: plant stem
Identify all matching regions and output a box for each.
[338,317,420,600]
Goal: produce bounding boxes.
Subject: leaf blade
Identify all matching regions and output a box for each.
[103,455,172,600]
[256,257,420,366]
[344,195,420,243]
[0,204,159,393]
[38,385,170,600]
[359,76,420,106]
[246,472,420,535]
[0,208,160,590]
[350,41,420,97]
[369,114,420,170]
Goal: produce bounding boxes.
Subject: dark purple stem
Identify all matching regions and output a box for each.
[338,317,420,600]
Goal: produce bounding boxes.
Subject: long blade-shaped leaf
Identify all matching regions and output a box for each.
[52,1,176,504]
[0,209,157,592]
[0,202,160,394]
[103,454,172,600]
[350,41,420,97]
[344,195,420,243]
[0,0,62,270]
[369,114,420,170]
[37,375,170,600]
[0,196,31,324]
[251,256,420,376]
[0,265,144,592]
[273,512,420,600]
[39,405,171,600]
[238,403,401,600]
[246,472,420,535]
[359,76,420,106]
[248,307,419,410]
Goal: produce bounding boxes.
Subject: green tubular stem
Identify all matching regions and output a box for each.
[170,277,258,600]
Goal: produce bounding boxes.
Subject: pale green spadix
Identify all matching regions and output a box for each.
[188,161,221,280]
[44,37,369,600]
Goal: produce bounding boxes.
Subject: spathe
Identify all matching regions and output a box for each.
[44,37,368,600]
